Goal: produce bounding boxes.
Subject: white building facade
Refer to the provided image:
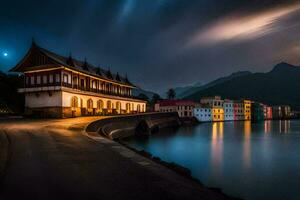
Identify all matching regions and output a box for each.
[193,107,212,122]
[223,99,234,121]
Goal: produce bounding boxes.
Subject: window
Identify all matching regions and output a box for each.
[87,99,93,109]
[71,96,78,108]
[31,76,34,85]
[43,75,47,84]
[36,76,41,84]
[97,100,103,110]
[26,77,29,85]
[55,74,60,83]
[63,74,68,83]
[49,74,53,83]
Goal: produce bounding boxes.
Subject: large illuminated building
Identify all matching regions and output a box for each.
[10,41,146,118]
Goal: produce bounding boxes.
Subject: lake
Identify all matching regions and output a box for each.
[122,120,300,200]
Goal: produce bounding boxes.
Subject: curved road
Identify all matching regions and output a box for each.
[0,117,234,200]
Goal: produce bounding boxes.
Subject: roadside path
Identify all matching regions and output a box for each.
[0,117,234,200]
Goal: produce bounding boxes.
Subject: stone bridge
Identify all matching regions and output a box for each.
[86,112,181,139]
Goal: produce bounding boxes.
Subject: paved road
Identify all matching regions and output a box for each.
[0,117,234,200]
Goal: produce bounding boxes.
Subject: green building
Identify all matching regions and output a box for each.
[251,102,264,122]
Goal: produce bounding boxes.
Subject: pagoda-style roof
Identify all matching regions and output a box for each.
[10,41,135,87]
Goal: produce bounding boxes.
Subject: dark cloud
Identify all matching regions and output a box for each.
[0,0,300,94]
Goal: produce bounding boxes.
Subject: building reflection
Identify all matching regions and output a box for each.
[211,122,224,176]
[264,120,271,134]
[279,120,290,134]
[243,121,251,169]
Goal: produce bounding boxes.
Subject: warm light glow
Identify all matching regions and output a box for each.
[187,3,300,47]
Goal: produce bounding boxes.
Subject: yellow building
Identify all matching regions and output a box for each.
[212,107,224,122]
[243,100,251,120]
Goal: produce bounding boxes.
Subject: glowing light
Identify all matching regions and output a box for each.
[3,52,8,57]
[187,3,300,47]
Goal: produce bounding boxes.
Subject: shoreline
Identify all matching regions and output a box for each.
[118,139,243,199]
[85,115,243,200]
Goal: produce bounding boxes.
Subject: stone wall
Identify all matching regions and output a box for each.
[86,112,181,139]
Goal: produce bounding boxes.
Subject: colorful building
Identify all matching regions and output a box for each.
[272,105,291,119]
[251,102,264,122]
[264,106,273,120]
[155,100,195,118]
[212,107,224,121]
[10,41,146,118]
[193,106,212,122]
[200,96,223,107]
[223,99,234,121]
[243,100,251,120]
[233,101,244,121]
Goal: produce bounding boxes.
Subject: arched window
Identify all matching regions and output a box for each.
[107,101,112,109]
[92,80,97,89]
[137,104,141,113]
[126,103,131,113]
[71,96,78,108]
[116,102,121,113]
[97,100,103,111]
[87,99,93,109]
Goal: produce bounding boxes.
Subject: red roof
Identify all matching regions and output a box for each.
[158,100,195,107]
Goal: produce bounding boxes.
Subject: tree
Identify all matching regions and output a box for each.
[167,88,176,100]
[151,94,162,105]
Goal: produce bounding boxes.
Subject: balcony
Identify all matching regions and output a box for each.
[23,81,134,99]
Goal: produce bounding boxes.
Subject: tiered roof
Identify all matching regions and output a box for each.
[10,41,135,87]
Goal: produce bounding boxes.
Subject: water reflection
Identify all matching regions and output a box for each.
[243,121,251,168]
[279,120,290,134]
[264,120,271,134]
[124,120,300,200]
[211,122,224,176]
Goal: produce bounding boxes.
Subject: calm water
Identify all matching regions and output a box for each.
[122,120,300,200]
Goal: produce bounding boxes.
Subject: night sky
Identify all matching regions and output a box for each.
[1,0,300,94]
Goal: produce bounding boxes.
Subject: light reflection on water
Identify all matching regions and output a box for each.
[123,120,300,200]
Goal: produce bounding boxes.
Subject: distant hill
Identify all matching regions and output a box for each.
[179,71,252,98]
[184,62,300,110]
[133,88,158,100]
[173,81,203,98]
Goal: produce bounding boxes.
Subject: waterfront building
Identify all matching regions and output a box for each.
[251,102,264,121]
[243,100,251,120]
[200,96,224,122]
[212,107,224,122]
[233,101,244,121]
[223,99,234,121]
[200,96,223,107]
[10,41,146,118]
[193,106,212,122]
[281,105,291,119]
[272,105,291,120]
[272,106,282,119]
[155,100,195,118]
[265,106,273,120]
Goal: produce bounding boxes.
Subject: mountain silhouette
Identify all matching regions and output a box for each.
[183,62,300,110]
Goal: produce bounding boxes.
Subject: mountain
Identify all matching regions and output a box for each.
[133,88,158,100]
[179,71,252,98]
[184,62,300,110]
[173,81,202,98]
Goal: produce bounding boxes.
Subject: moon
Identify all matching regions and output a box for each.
[3,52,8,57]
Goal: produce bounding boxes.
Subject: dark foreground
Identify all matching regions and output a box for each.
[0,117,234,200]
